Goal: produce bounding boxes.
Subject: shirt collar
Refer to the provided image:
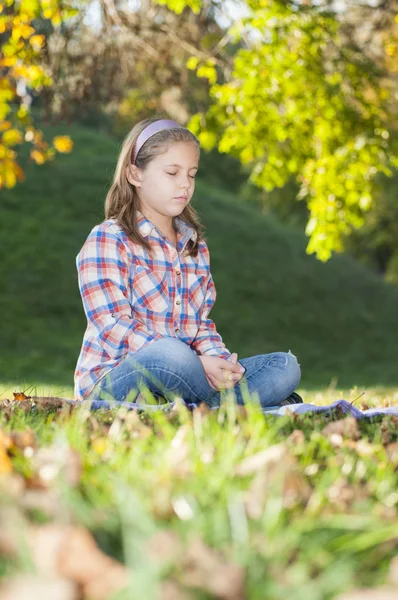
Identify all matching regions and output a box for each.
[136,210,197,244]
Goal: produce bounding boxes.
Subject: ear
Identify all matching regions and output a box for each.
[126,164,143,187]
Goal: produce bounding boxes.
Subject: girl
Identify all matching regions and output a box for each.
[74,117,302,410]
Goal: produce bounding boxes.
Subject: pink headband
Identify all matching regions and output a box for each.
[131,119,183,164]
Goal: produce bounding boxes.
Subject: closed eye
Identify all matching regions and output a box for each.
[167,172,196,179]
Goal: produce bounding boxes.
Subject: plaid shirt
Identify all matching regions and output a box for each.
[74,211,231,400]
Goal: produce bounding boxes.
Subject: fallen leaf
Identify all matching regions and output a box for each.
[57,526,130,600]
[327,478,370,511]
[283,471,312,509]
[235,443,289,477]
[146,530,184,565]
[322,417,360,441]
[381,417,398,445]
[11,429,36,450]
[0,448,13,474]
[287,429,305,446]
[386,443,398,466]
[0,575,77,600]
[20,489,62,516]
[63,449,82,487]
[160,580,191,600]
[180,538,245,600]
[13,392,31,401]
[389,555,398,586]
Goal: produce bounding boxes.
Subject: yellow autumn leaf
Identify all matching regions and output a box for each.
[53,135,73,153]
[29,34,45,50]
[2,128,23,145]
[0,120,11,131]
[51,11,62,26]
[30,148,46,164]
[4,168,17,188]
[0,57,17,67]
[0,447,13,474]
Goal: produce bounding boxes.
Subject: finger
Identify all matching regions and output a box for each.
[207,373,224,391]
[206,375,219,391]
[224,371,243,384]
[218,372,238,389]
[218,359,245,374]
[208,373,233,391]
[228,353,238,364]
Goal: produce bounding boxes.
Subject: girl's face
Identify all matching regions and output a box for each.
[127,141,199,221]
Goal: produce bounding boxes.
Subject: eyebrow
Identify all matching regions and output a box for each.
[165,164,198,169]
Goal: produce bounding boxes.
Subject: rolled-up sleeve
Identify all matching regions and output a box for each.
[77,227,161,359]
[190,271,231,359]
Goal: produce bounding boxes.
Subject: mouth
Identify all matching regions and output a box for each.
[175,196,188,201]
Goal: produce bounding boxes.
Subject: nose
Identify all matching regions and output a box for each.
[179,173,192,189]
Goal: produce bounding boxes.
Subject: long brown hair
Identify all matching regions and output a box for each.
[104,116,205,258]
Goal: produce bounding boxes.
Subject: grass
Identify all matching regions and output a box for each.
[1,395,397,599]
[1,124,398,396]
[1,382,398,410]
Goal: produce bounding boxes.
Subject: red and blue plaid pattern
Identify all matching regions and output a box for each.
[74,211,231,400]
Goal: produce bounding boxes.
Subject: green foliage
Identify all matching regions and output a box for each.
[152,0,202,15]
[182,1,398,260]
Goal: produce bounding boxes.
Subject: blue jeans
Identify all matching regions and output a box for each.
[86,338,301,410]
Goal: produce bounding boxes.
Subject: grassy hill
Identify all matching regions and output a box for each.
[1,123,398,395]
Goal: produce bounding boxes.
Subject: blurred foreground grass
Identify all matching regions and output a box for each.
[0,388,397,600]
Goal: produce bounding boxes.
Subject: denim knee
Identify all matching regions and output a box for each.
[135,337,200,371]
[285,350,301,390]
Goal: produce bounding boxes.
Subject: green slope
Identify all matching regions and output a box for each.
[1,123,398,391]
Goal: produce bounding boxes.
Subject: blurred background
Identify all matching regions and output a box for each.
[1,0,398,398]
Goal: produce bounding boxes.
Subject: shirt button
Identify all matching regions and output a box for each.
[176,270,181,276]
[175,328,180,333]
[176,300,181,305]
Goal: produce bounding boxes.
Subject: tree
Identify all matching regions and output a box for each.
[0,0,76,189]
[158,0,398,261]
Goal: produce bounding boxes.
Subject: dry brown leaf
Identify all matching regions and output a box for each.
[386,443,398,466]
[235,443,289,477]
[160,580,192,600]
[0,575,77,600]
[7,523,131,600]
[13,392,31,401]
[389,555,398,586]
[63,449,82,487]
[57,526,130,599]
[180,538,245,600]
[283,471,312,509]
[287,429,306,446]
[381,417,398,445]
[11,429,36,451]
[164,424,192,478]
[28,524,68,576]
[0,507,24,557]
[327,478,370,511]
[322,417,360,441]
[245,471,267,519]
[344,439,377,457]
[146,529,184,565]
[152,484,175,519]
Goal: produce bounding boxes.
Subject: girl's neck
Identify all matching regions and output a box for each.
[138,207,178,245]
